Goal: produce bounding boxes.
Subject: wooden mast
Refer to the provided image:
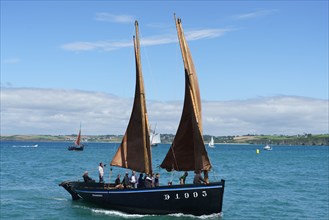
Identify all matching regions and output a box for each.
[175,15,203,131]
[134,21,152,174]
[110,21,152,174]
[160,16,211,175]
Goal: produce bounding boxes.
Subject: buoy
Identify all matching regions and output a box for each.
[256,149,260,154]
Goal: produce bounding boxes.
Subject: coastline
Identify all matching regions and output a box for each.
[1,134,328,146]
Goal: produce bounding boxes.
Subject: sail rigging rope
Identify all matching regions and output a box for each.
[138,28,160,103]
[169,143,180,171]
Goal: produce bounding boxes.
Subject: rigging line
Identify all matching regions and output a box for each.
[170,142,180,171]
[138,27,159,103]
[170,168,177,184]
[118,31,135,100]
[206,148,218,181]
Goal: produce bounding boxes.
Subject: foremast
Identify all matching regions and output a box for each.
[110,21,152,175]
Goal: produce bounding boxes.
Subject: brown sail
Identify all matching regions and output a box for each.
[110,21,152,174]
[160,16,212,172]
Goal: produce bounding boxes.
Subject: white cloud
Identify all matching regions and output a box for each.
[185,28,232,40]
[61,28,233,52]
[233,9,277,20]
[95,13,134,24]
[1,88,131,135]
[61,40,132,51]
[203,96,328,136]
[1,88,328,136]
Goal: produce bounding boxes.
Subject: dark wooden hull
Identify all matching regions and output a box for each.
[59,179,225,216]
[67,145,84,151]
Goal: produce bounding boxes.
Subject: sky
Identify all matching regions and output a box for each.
[1,0,328,136]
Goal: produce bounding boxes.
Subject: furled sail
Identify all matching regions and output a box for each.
[110,21,153,174]
[160,16,212,172]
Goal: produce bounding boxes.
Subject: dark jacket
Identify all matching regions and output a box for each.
[83,173,93,183]
[193,173,206,184]
[137,174,144,188]
[122,174,130,188]
[115,177,121,185]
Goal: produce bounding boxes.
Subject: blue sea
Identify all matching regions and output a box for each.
[1,141,328,219]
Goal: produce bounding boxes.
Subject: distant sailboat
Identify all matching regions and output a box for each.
[263,144,272,151]
[150,124,161,146]
[208,136,215,148]
[68,125,84,151]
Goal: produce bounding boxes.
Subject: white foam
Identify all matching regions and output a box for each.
[52,198,68,201]
[74,205,223,219]
[91,208,150,218]
[12,144,38,148]
[92,209,222,219]
[169,212,222,219]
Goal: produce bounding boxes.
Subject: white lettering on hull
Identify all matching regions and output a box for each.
[163,191,207,201]
[92,194,103,197]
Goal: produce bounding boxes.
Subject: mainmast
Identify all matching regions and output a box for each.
[160,16,212,173]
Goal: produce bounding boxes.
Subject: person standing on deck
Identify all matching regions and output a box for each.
[144,174,153,188]
[130,171,137,188]
[154,173,160,187]
[193,170,207,184]
[98,162,104,183]
[137,173,144,188]
[179,171,188,184]
[122,172,130,188]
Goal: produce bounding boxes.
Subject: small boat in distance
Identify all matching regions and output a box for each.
[263,144,272,151]
[150,124,161,146]
[208,136,215,148]
[68,125,84,151]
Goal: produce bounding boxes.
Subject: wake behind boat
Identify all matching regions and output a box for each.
[60,16,225,216]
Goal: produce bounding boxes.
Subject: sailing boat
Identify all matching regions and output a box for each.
[263,144,272,150]
[59,17,225,216]
[150,124,161,146]
[208,136,215,148]
[68,125,84,151]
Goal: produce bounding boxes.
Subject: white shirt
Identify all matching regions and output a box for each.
[98,166,104,177]
[130,174,136,184]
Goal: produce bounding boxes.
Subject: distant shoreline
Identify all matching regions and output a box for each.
[1,134,328,146]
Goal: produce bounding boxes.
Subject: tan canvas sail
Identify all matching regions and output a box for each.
[110,21,152,174]
[74,127,82,146]
[160,16,212,172]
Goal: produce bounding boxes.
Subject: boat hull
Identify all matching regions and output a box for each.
[59,180,225,216]
[68,145,84,151]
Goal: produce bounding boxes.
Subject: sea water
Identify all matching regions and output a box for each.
[0,141,328,219]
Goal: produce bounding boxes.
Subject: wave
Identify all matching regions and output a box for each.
[91,208,149,218]
[52,197,68,201]
[12,144,38,148]
[90,207,222,219]
[169,212,223,219]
